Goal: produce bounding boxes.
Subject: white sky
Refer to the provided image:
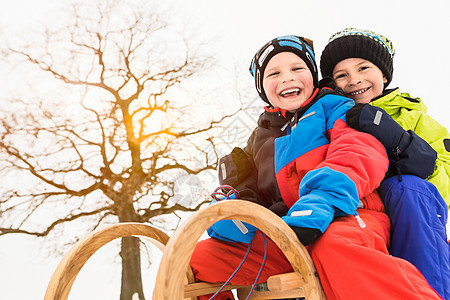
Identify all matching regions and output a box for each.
[1,0,449,299]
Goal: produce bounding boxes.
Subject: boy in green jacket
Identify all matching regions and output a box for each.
[320,27,450,299]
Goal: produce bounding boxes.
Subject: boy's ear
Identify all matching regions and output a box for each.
[303,38,314,50]
[383,75,388,84]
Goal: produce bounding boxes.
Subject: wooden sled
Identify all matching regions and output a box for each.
[44,222,171,300]
[154,200,326,299]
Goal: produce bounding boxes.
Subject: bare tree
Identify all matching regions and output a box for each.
[0,1,247,299]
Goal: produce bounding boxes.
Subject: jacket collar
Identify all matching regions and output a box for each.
[259,88,320,130]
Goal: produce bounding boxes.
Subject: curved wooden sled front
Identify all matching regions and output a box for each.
[44,222,170,300]
[154,200,326,299]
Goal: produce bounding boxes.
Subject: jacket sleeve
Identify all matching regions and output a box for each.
[282,95,389,234]
[218,133,289,215]
[322,96,389,200]
[395,110,450,206]
[346,103,437,179]
[209,144,260,243]
[218,145,259,203]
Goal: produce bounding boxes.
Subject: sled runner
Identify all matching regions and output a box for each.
[44,222,171,300]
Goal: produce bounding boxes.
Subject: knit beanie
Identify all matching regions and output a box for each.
[320,28,395,86]
[249,35,319,104]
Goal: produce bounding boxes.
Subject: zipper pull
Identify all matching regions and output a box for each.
[281,121,289,131]
[355,214,366,228]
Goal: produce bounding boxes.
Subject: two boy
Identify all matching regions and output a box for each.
[189,34,442,299]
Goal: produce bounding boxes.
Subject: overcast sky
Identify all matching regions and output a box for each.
[1,0,449,299]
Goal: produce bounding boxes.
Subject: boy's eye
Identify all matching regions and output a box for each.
[334,73,346,79]
[293,67,304,71]
[267,71,279,77]
[359,66,369,71]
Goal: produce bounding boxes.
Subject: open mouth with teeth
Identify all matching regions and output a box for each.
[348,87,370,96]
[281,88,301,97]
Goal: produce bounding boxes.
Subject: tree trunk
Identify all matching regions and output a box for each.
[120,236,145,300]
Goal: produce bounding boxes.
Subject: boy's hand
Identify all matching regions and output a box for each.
[347,103,411,149]
[207,218,258,244]
[289,226,322,246]
[345,103,365,131]
[318,77,346,97]
[346,103,436,178]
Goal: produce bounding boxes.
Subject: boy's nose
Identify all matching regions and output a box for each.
[281,73,295,83]
[348,75,361,86]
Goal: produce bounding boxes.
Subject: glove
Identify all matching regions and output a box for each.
[289,226,322,246]
[346,104,436,178]
[346,103,365,131]
[268,201,289,217]
[318,77,336,90]
[347,103,410,151]
[207,218,258,244]
[393,130,436,178]
[207,188,258,244]
[218,147,252,187]
[318,77,346,97]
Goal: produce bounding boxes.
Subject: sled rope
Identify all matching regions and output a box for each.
[207,237,251,299]
[210,185,240,201]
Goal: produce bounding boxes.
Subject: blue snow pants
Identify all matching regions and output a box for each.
[380,175,450,299]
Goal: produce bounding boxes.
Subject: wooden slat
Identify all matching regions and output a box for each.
[188,272,304,299]
[246,288,306,299]
[184,282,245,298]
[237,285,306,300]
[267,271,304,291]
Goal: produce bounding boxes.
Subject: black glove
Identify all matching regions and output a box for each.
[318,77,346,97]
[218,147,252,187]
[290,226,322,246]
[346,104,436,178]
[346,103,365,131]
[393,130,437,178]
[268,201,289,217]
[318,77,336,89]
[347,103,409,149]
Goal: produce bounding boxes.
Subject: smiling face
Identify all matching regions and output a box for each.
[332,57,387,104]
[262,52,314,112]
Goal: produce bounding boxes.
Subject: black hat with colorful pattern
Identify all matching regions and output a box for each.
[320,28,395,87]
[249,35,319,104]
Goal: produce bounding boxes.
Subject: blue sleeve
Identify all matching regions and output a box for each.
[323,94,354,131]
[282,166,359,233]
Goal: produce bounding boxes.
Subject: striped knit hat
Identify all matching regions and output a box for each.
[320,28,395,86]
[249,35,318,104]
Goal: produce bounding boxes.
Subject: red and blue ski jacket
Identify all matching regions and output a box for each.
[212,88,388,241]
[276,91,388,233]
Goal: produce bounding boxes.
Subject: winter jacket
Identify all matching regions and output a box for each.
[369,88,450,206]
[212,88,388,242]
